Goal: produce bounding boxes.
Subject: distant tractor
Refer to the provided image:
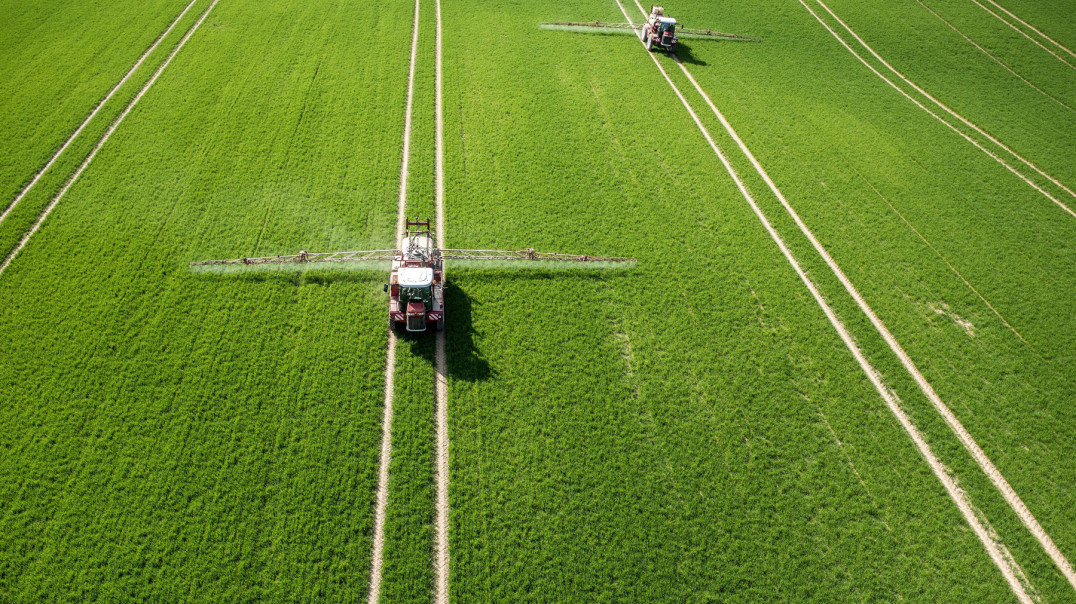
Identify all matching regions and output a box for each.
[191,218,634,335]
[540,5,760,50]
[640,6,680,51]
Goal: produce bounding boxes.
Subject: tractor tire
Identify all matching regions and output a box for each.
[389,318,401,333]
[435,319,445,332]
[645,35,653,51]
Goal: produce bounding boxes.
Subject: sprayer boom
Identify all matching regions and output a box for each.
[190,217,634,335]
[441,249,634,262]
[190,249,397,266]
[541,5,760,51]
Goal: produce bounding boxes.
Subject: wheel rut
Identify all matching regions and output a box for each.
[0,0,201,227]
[0,0,222,278]
[366,0,421,601]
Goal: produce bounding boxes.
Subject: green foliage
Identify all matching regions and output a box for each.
[1,0,1073,600]
[433,0,1072,600]
[667,1,1075,596]
[0,0,416,598]
[0,0,195,204]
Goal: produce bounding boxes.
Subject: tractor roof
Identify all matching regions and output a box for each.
[399,266,433,287]
[658,16,676,24]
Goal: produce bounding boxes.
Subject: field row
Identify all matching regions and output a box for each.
[0,0,1072,600]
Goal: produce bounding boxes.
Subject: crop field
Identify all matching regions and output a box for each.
[0,0,1073,601]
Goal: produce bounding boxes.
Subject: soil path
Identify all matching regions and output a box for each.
[0,0,201,227]
[433,0,451,600]
[0,0,221,277]
[366,0,421,600]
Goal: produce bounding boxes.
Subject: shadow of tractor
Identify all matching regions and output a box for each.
[402,279,491,383]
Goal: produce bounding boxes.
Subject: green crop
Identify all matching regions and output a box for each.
[433,0,1074,600]
[1,0,1073,600]
[661,0,1075,595]
[0,0,416,598]
[0,0,195,203]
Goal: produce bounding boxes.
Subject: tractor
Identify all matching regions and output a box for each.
[386,219,445,332]
[640,6,680,51]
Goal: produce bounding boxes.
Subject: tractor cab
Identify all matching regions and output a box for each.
[398,266,433,332]
[656,16,677,45]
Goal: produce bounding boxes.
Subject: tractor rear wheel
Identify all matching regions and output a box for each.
[435,319,445,332]
[645,35,653,51]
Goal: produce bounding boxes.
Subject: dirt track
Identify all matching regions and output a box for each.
[433,0,451,600]
[366,0,421,601]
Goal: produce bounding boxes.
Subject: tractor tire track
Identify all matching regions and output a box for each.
[433,0,451,601]
[618,0,1040,599]
[0,0,220,278]
[799,0,1076,220]
[981,0,1076,58]
[808,0,1076,213]
[971,0,1076,69]
[0,0,201,227]
[917,0,1074,113]
[366,0,421,600]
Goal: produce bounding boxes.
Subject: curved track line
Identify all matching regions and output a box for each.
[972,0,1076,68]
[677,0,1076,590]
[982,0,1076,58]
[0,0,201,227]
[617,2,1036,598]
[0,0,220,278]
[917,0,1074,113]
[367,0,421,600]
[799,1,1076,220]
[433,0,450,600]
[813,0,1076,206]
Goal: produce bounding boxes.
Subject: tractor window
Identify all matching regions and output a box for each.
[401,286,431,304]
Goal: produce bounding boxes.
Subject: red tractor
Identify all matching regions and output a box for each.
[639,6,679,51]
[387,219,445,332]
